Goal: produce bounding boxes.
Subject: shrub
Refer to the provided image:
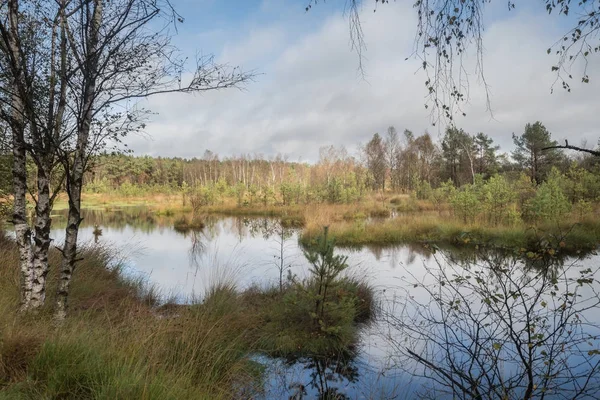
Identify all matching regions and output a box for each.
[526,168,571,223]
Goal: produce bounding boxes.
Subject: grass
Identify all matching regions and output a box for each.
[0,226,374,399]
[300,214,600,253]
[0,233,264,399]
[240,277,374,359]
[53,193,186,212]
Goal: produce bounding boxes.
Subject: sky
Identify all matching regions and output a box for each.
[124,0,600,162]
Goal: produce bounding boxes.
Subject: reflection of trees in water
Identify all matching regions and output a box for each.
[187,229,207,270]
[342,242,435,267]
[286,354,359,400]
[434,245,594,282]
[197,215,222,242]
[243,217,297,290]
[242,217,298,241]
[386,246,600,399]
[54,207,163,234]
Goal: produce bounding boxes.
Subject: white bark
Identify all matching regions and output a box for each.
[6,0,34,310]
[30,170,52,308]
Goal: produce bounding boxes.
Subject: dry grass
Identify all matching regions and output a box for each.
[53,193,185,212]
[0,230,260,399]
[301,213,600,252]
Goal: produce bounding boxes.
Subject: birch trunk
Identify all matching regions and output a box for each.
[56,0,102,320]
[6,0,33,310]
[12,116,32,310]
[55,176,82,320]
[29,167,52,308]
[28,2,67,309]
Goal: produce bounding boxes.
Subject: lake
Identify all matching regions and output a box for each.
[48,207,600,399]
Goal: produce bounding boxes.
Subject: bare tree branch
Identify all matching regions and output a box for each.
[543,140,600,157]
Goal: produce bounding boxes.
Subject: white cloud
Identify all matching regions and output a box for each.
[126,2,600,161]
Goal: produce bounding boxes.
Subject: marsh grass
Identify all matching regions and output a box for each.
[300,214,600,251]
[0,231,258,399]
[173,215,205,233]
[0,224,375,399]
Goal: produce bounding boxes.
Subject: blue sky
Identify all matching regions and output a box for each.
[126,0,600,162]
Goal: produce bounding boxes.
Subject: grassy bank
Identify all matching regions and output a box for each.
[0,230,372,399]
[300,214,600,252]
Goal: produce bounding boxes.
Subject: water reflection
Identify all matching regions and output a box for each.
[384,246,600,400]
[47,207,600,399]
[285,355,359,400]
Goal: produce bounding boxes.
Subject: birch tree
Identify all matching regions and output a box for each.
[51,0,253,319]
[1,0,252,318]
[0,0,69,310]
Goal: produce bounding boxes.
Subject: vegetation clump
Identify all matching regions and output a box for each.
[173,216,205,233]
[261,228,372,358]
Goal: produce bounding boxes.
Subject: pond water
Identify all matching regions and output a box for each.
[47,207,600,399]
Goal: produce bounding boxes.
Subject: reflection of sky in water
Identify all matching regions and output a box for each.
[46,209,600,399]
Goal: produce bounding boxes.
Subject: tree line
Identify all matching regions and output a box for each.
[79,121,599,203]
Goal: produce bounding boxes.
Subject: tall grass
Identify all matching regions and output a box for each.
[0,232,258,399]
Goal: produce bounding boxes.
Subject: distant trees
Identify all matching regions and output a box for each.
[363,128,442,192]
[385,126,400,190]
[442,127,480,185]
[82,119,596,208]
[473,133,499,177]
[363,133,387,190]
[79,131,600,229]
[512,122,566,184]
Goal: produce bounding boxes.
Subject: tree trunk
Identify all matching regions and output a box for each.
[29,0,68,310]
[12,121,32,310]
[56,0,102,320]
[29,167,52,308]
[55,178,82,320]
[6,0,34,310]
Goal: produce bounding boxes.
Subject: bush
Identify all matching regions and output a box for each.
[450,185,481,224]
[526,168,571,223]
[483,175,518,226]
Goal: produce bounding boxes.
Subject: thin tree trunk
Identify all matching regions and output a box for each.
[30,1,68,310]
[6,0,33,310]
[55,176,82,320]
[56,0,102,320]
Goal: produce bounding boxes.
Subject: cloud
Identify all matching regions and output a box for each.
[126,2,600,162]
